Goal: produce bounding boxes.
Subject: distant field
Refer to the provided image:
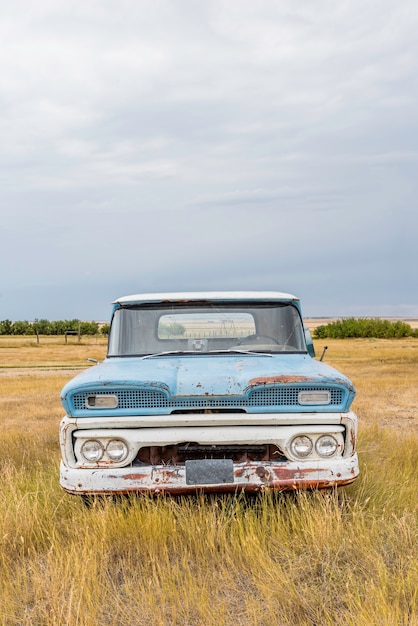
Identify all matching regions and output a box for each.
[0,335,107,370]
[0,337,417,624]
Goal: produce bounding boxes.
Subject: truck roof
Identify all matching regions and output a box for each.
[113,291,299,305]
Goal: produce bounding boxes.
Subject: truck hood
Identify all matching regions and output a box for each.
[61,353,355,399]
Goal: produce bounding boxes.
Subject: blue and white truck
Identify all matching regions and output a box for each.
[59,292,359,495]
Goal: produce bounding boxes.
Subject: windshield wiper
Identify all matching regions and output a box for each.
[141,348,274,359]
[141,350,197,360]
[208,349,273,357]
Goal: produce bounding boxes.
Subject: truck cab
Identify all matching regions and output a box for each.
[59,291,359,495]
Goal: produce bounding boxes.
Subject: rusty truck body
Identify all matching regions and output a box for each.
[59,292,359,495]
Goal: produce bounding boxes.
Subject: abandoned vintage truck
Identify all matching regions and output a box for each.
[59,292,359,495]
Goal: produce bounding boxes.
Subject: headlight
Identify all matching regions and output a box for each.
[81,439,104,462]
[106,439,129,462]
[290,435,313,458]
[315,435,338,457]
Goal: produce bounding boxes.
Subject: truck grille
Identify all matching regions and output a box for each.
[72,387,343,411]
[135,443,287,465]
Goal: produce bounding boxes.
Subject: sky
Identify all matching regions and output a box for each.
[1,0,418,321]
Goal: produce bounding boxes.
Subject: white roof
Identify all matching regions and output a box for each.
[113,291,299,305]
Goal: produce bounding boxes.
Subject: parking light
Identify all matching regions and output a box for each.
[85,395,118,409]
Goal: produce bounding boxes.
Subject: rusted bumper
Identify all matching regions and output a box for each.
[60,455,359,495]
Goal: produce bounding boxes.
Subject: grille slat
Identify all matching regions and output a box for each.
[72,387,343,411]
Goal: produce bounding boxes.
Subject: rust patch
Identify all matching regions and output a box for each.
[147,381,170,391]
[249,375,315,386]
[350,427,356,451]
[271,465,319,479]
[122,473,148,481]
[66,475,358,497]
[333,377,355,392]
[256,466,270,481]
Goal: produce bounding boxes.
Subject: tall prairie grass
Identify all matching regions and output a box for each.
[0,337,417,625]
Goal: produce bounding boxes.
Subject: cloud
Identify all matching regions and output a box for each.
[0,0,417,319]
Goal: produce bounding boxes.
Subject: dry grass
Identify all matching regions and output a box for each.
[0,336,417,625]
[0,335,107,369]
[314,338,418,431]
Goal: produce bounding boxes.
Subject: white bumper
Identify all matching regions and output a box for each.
[60,455,359,494]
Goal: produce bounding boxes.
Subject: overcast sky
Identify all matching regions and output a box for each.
[1,0,417,321]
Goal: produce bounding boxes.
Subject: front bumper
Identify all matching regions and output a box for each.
[60,454,359,495]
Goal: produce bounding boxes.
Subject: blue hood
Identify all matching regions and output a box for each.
[61,353,355,401]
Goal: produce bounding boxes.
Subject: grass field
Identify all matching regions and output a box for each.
[0,336,417,625]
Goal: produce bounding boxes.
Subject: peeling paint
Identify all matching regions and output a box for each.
[59,292,359,496]
[249,375,316,385]
[60,456,359,495]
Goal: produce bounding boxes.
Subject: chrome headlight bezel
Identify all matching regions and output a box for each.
[75,436,131,467]
[288,432,344,460]
[80,439,104,463]
[290,435,313,458]
[315,434,339,457]
[106,439,129,462]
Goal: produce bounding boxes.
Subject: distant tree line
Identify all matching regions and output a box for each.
[313,318,418,339]
[0,319,110,336]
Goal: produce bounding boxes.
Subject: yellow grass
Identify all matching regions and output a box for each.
[0,335,107,368]
[0,336,417,625]
[313,338,418,431]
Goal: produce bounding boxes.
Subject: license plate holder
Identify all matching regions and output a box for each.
[185,459,234,485]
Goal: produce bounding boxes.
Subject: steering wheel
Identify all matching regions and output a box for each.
[238,334,280,345]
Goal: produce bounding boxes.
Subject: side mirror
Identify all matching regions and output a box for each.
[304,327,315,358]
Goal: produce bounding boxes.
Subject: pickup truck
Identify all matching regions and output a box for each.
[59,291,359,495]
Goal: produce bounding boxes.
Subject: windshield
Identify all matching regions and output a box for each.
[108,302,307,356]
